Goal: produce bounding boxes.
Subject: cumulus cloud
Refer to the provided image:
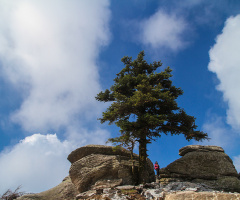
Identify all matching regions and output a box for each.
[208,15,240,130]
[203,15,240,172]
[0,0,110,133]
[0,0,112,194]
[0,129,110,194]
[197,115,233,148]
[139,10,188,51]
[0,134,72,194]
[196,114,240,171]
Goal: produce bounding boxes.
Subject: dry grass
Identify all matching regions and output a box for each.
[0,186,25,200]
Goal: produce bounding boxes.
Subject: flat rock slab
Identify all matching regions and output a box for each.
[179,145,224,156]
[115,185,136,190]
[165,191,240,200]
[67,144,138,164]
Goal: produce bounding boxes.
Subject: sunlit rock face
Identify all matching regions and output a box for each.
[68,145,155,193]
[17,176,78,200]
[160,145,240,192]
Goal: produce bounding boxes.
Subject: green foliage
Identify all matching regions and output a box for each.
[107,134,136,154]
[96,51,208,182]
[96,51,207,142]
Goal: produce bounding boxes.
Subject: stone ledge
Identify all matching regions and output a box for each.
[179,145,224,156]
[67,144,138,164]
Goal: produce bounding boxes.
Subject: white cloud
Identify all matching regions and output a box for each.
[65,125,111,147]
[233,155,240,172]
[197,115,233,148]
[204,15,240,172]
[208,15,240,130]
[0,0,112,194]
[0,134,72,194]
[0,130,110,194]
[0,0,111,133]
[139,10,188,51]
[197,114,240,171]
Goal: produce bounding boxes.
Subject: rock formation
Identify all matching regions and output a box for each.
[17,144,240,199]
[68,144,155,193]
[159,145,240,192]
[17,176,78,200]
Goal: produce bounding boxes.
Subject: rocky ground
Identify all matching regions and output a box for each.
[75,180,240,200]
[17,177,240,200]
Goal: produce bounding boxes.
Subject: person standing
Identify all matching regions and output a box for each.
[154,161,160,176]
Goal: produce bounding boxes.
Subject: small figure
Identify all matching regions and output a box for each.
[154,161,160,177]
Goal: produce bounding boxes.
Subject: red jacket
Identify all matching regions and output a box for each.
[154,164,159,170]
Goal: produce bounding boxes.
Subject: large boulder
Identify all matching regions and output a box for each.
[68,145,155,193]
[160,145,240,192]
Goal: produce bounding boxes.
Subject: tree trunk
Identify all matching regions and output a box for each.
[130,143,137,185]
[138,135,148,183]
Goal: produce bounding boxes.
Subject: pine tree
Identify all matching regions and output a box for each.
[96,51,208,183]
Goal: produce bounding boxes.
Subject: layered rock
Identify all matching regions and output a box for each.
[160,145,240,192]
[68,145,155,193]
[179,145,225,156]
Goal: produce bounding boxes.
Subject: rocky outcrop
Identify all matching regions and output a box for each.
[16,144,240,199]
[160,145,240,192]
[17,176,78,200]
[68,145,155,193]
[74,181,240,200]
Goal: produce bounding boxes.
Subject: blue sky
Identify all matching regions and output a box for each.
[0,0,240,194]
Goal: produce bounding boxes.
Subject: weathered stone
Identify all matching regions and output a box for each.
[75,190,95,200]
[115,185,135,190]
[67,144,138,164]
[162,181,213,192]
[160,145,240,192]
[144,189,165,199]
[161,151,237,179]
[192,176,240,193]
[69,154,124,192]
[165,191,240,200]
[72,181,240,200]
[68,145,155,193]
[93,179,123,190]
[179,145,224,156]
[17,176,78,200]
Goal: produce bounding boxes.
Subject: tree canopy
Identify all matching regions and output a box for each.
[96,51,208,182]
